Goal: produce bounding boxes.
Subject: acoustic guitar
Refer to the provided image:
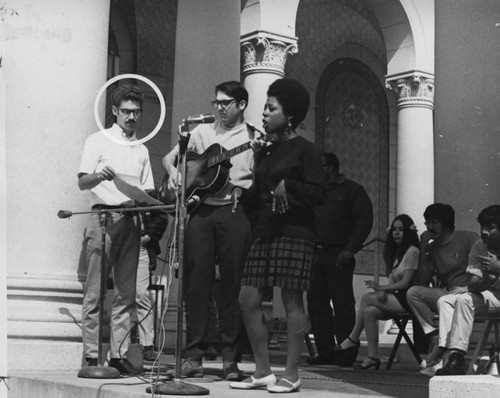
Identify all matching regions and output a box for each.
[160,140,256,213]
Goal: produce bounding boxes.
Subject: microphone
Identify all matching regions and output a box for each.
[57,210,73,219]
[185,114,215,124]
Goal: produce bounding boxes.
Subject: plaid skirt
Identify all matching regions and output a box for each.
[241,236,315,291]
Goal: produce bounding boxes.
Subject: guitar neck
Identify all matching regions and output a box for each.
[208,142,252,167]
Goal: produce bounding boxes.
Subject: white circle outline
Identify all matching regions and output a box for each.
[93,73,166,146]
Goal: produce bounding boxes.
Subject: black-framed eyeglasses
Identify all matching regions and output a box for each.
[481,224,498,234]
[211,99,236,109]
[424,219,440,227]
[119,108,142,117]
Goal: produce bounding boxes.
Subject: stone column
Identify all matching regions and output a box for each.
[3,0,111,371]
[241,32,298,129]
[386,72,435,230]
[0,4,7,385]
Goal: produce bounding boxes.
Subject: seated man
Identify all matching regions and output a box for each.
[433,205,500,375]
[406,203,479,375]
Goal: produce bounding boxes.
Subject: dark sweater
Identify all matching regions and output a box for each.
[314,174,373,253]
[241,136,326,242]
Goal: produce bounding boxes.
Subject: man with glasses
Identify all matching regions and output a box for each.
[406,203,479,376]
[78,84,154,375]
[162,81,258,380]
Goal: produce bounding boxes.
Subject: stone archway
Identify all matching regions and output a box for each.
[315,57,389,274]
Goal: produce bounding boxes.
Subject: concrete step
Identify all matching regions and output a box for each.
[267,332,423,366]
[429,375,500,398]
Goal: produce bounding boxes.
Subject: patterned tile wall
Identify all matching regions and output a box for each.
[284,0,391,275]
[322,68,388,274]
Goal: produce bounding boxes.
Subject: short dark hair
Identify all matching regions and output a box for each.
[424,203,455,231]
[215,81,249,106]
[267,78,310,129]
[111,84,144,108]
[322,152,340,173]
[477,205,500,229]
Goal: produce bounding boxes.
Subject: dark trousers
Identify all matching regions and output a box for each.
[307,246,355,358]
[183,203,251,363]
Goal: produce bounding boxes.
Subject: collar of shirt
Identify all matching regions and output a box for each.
[434,230,456,247]
[105,123,137,142]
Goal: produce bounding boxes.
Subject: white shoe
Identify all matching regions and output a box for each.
[420,359,443,377]
[229,374,276,389]
[267,378,302,393]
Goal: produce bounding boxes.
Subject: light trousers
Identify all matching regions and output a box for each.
[82,212,140,359]
[406,285,448,335]
[437,290,500,352]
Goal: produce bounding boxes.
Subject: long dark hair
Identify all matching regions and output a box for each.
[383,214,420,276]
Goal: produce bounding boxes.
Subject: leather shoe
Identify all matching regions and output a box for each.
[143,346,159,362]
[108,358,141,376]
[85,357,98,367]
[204,345,218,360]
[267,377,301,393]
[223,361,243,381]
[334,341,360,367]
[229,373,277,389]
[435,352,466,376]
[420,358,444,377]
[167,358,204,378]
[306,354,336,365]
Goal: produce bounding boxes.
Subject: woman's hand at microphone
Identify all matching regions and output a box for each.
[250,136,268,153]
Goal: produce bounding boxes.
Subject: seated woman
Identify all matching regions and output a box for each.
[336,214,420,370]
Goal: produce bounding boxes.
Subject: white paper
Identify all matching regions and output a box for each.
[114,173,162,205]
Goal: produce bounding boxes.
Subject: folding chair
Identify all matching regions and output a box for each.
[467,308,500,374]
[385,312,423,370]
[384,276,444,370]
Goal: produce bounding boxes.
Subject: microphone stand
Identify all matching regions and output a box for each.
[149,120,209,395]
[57,203,175,379]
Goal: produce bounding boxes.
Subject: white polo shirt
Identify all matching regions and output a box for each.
[186,121,255,205]
[78,124,154,207]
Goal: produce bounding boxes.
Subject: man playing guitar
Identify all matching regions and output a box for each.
[162,81,262,381]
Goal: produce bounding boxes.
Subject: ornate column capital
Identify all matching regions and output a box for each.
[386,71,435,109]
[241,31,298,77]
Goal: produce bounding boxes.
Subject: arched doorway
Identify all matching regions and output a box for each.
[315,58,389,274]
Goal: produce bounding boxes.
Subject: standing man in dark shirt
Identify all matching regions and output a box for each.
[307,152,373,365]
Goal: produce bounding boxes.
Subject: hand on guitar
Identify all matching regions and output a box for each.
[271,179,288,214]
[167,168,181,191]
[231,187,242,213]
